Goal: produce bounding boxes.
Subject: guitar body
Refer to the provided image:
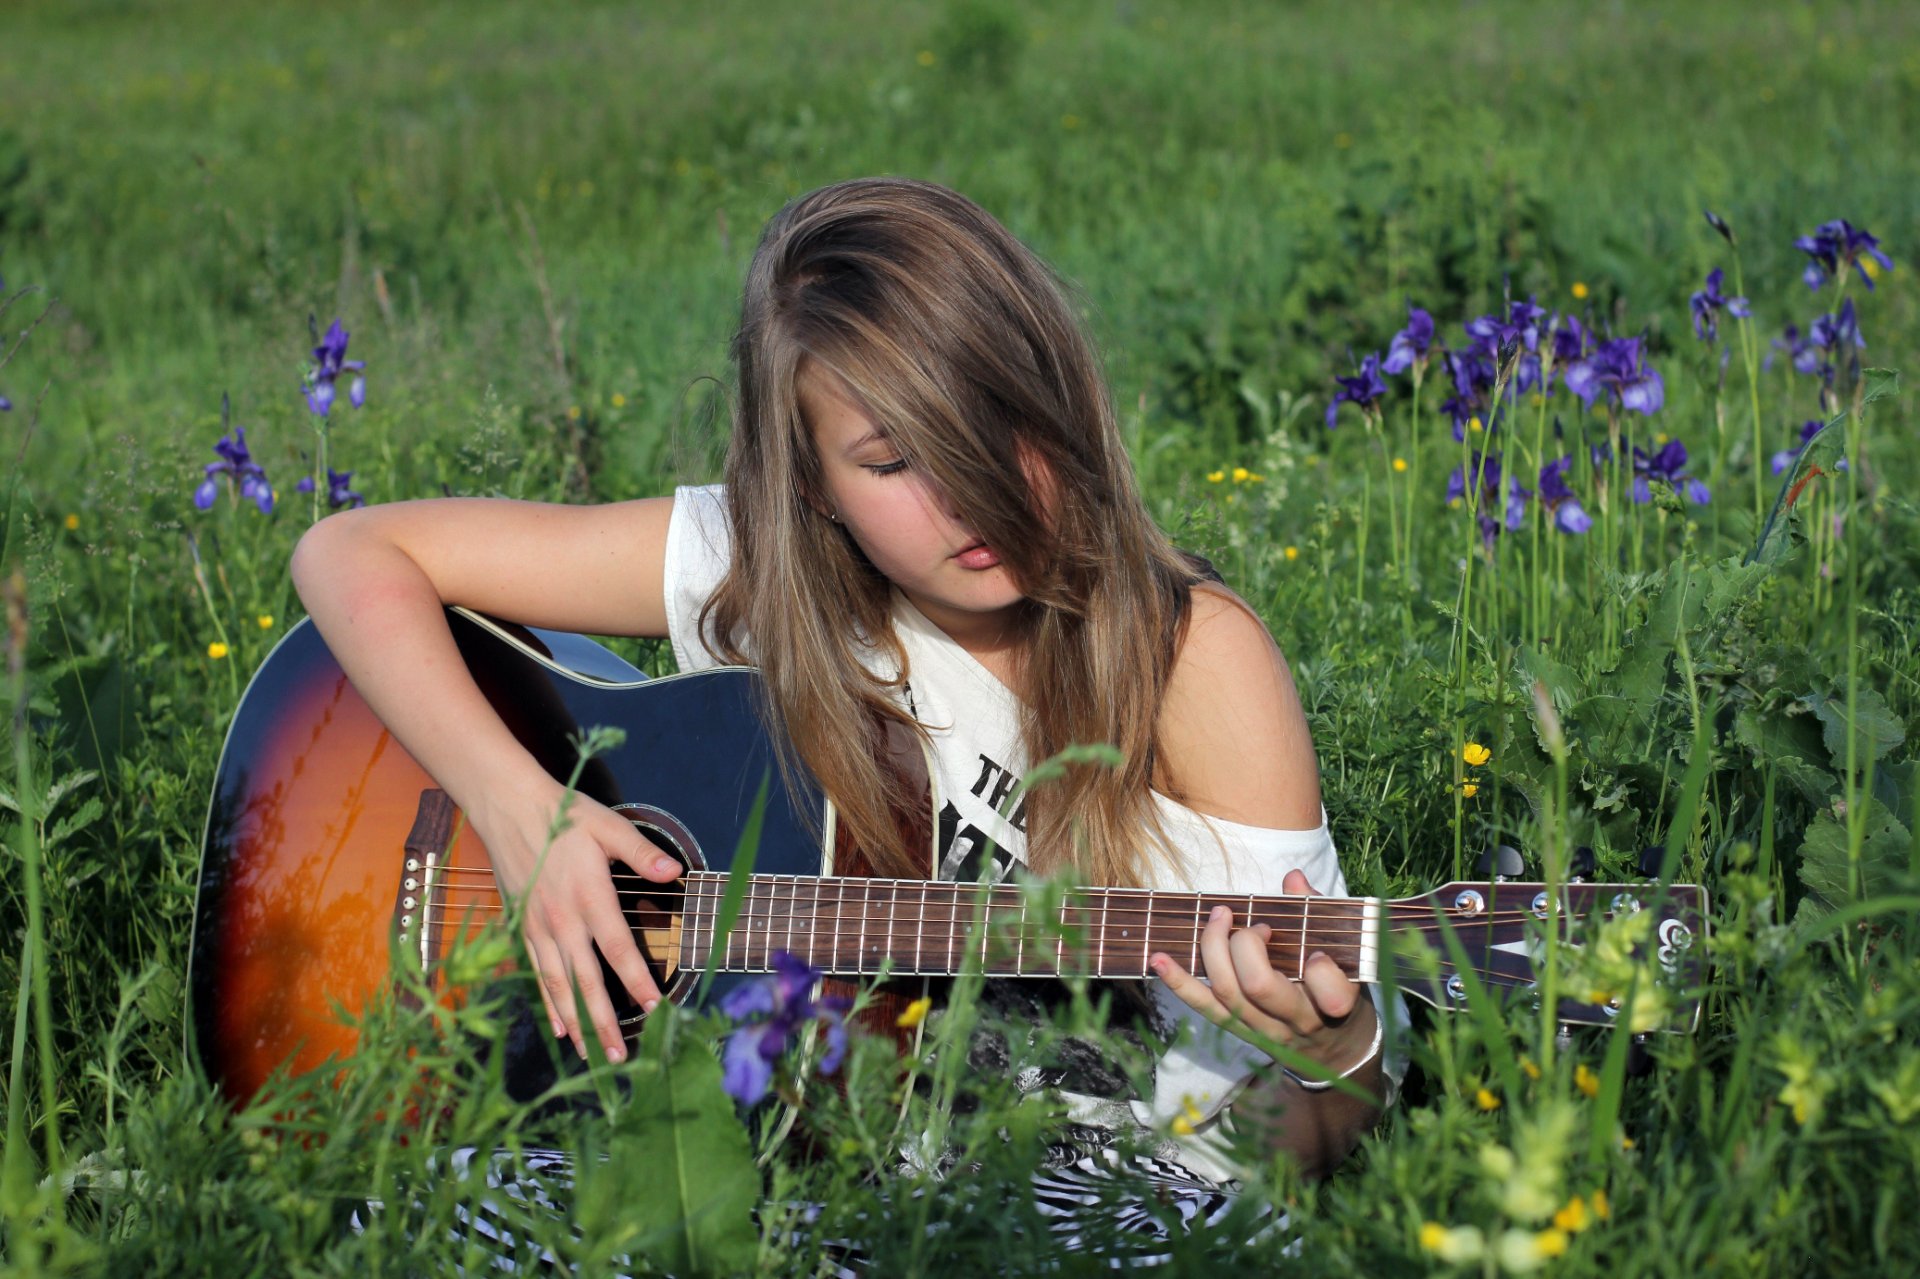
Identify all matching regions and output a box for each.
[188,608,837,1106]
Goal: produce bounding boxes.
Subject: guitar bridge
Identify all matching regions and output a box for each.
[393,788,459,1001]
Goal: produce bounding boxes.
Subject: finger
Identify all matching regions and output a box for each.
[524,932,568,1038]
[559,936,622,1062]
[608,820,683,883]
[585,891,663,1013]
[1282,868,1325,898]
[1300,950,1362,1021]
[536,934,582,1050]
[1146,952,1232,1027]
[1197,905,1245,1012]
[1230,923,1316,1037]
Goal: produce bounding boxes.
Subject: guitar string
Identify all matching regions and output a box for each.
[417,865,1648,924]
[417,898,1575,989]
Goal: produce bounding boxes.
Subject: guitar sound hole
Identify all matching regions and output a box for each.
[599,807,703,1025]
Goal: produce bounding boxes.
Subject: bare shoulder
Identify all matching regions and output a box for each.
[1155,582,1323,829]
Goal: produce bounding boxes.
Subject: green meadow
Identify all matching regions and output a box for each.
[3,0,1919,1273]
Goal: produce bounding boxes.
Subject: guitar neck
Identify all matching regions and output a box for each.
[674,872,1382,984]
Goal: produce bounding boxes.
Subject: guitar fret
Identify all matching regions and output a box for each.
[915,882,927,977]
[890,875,906,975]
[1016,895,1027,976]
[1055,897,1067,978]
[1189,899,1200,975]
[1097,889,1111,980]
[1142,888,1155,977]
[1298,894,1311,981]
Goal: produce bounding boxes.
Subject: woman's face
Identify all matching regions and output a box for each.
[799,365,1025,649]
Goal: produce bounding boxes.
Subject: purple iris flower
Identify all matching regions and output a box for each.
[1562,336,1664,416]
[194,427,274,514]
[1771,420,1827,475]
[1446,451,1530,549]
[1689,268,1751,342]
[1808,297,1865,356]
[305,319,368,417]
[296,467,366,510]
[717,951,849,1107]
[1326,352,1388,427]
[1382,304,1434,376]
[1441,346,1499,438]
[1767,323,1818,375]
[0,394,11,412]
[1632,439,1710,506]
[1551,314,1588,366]
[1795,220,1894,291]
[1537,457,1592,534]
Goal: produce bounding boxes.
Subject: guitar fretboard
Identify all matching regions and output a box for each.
[674,872,1383,983]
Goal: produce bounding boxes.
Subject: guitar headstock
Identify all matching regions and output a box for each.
[1387,881,1709,1033]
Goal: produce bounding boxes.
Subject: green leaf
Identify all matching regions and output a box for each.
[577,1008,760,1276]
[1861,366,1900,407]
[1799,688,1906,768]
[1793,799,1913,919]
[1733,705,1835,805]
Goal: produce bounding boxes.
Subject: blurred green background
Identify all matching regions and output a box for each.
[4,0,1916,501]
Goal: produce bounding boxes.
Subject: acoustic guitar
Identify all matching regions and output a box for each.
[188,608,1707,1105]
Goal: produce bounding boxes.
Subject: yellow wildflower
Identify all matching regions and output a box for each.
[1654,431,1670,445]
[1305,454,1320,467]
[1206,469,1226,483]
[1283,546,1299,562]
[1591,1188,1610,1220]
[207,642,230,660]
[1462,742,1492,767]
[1532,1227,1571,1259]
[1419,1223,1485,1263]
[1171,1094,1205,1137]
[1460,783,1479,798]
[1862,257,1887,282]
[1231,466,1250,482]
[257,615,274,630]
[1475,1087,1500,1111]
[1392,457,1408,473]
[1574,1064,1600,1099]
[1553,1195,1591,1233]
[64,513,80,531]
[1061,113,1082,130]
[566,405,582,421]
[611,392,627,408]
[916,49,936,67]
[1571,281,1590,300]
[1468,415,1484,433]
[895,995,933,1029]
[1521,1056,1542,1081]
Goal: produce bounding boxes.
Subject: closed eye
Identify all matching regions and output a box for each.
[863,459,909,476]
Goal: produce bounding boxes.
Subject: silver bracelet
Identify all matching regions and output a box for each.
[1283,1012,1384,1092]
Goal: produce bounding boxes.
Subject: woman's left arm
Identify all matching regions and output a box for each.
[1148,585,1386,1177]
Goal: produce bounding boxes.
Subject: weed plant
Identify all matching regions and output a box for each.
[3,0,1919,1274]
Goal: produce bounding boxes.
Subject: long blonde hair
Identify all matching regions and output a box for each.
[702,177,1203,886]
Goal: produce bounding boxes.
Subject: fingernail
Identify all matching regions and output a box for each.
[1148,954,1168,976]
[642,997,659,1014]
[551,1020,567,1038]
[1210,905,1230,923]
[607,1044,626,1063]
[653,856,680,876]
[574,1040,586,1060]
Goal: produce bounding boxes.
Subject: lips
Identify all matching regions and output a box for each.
[953,540,1001,570]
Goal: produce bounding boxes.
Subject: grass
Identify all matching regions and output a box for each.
[3,0,1919,1273]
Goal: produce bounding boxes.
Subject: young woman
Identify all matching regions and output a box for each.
[293,177,1395,1246]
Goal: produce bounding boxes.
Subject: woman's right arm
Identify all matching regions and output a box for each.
[289,495,682,1064]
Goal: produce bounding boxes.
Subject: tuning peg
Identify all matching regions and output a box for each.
[1569,846,1596,883]
[1637,846,1671,880]
[1555,1022,1573,1053]
[1476,844,1526,881]
[1626,1033,1654,1078]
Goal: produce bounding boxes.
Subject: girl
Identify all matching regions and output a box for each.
[293,177,1394,1248]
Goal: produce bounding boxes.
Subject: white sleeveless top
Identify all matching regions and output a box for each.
[663,485,1397,1181]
